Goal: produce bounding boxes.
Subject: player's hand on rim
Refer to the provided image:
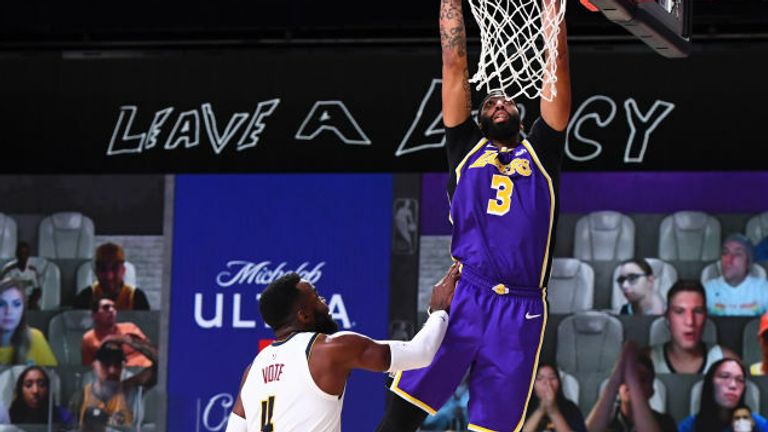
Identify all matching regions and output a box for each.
[429,262,460,313]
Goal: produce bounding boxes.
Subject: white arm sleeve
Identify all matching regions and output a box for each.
[385,310,449,373]
[225,412,247,432]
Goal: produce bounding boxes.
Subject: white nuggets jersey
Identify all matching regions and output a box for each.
[241,332,344,432]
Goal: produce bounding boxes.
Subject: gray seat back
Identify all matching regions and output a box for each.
[557,311,623,374]
[574,211,635,261]
[0,214,18,260]
[648,316,718,346]
[746,212,768,245]
[548,258,594,314]
[48,310,93,365]
[658,211,721,261]
[38,212,95,259]
[743,318,761,367]
[611,258,678,312]
[559,369,580,405]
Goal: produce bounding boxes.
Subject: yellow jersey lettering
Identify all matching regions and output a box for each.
[469,151,498,169]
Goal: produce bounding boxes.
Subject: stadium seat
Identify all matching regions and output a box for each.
[76,259,138,292]
[689,378,759,414]
[573,211,635,261]
[746,212,768,245]
[648,316,718,346]
[48,310,93,365]
[743,318,761,368]
[658,212,721,261]
[0,365,62,408]
[611,258,678,312]
[0,257,61,310]
[37,212,95,259]
[598,377,667,413]
[0,213,18,260]
[559,369,580,404]
[700,260,767,284]
[548,258,594,314]
[557,311,623,374]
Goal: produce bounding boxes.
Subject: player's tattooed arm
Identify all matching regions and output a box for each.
[440,0,472,127]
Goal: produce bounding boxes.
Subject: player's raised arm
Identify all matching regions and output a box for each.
[441,0,472,127]
[310,264,459,395]
[539,0,571,132]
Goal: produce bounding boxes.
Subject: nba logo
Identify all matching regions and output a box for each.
[393,198,418,255]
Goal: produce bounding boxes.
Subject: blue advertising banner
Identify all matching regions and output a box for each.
[167,174,393,431]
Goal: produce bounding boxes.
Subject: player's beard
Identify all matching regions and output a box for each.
[313,310,339,335]
[480,112,521,143]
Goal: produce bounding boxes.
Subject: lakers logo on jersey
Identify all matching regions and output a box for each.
[468,150,532,177]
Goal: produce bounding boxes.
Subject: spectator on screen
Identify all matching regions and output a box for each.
[0,242,42,310]
[9,366,74,424]
[0,279,57,366]
[420,378,469,431]
[586,342,676,432]
[705,234,768,317]
[82,298,153,367]
[616,258,665,316]
[678,358,768,432]
[71,339,157,427]
[523,362,586,432]
[750,311,768,376]
[733,404,757,432]
[73,243,150,311]
[646,280,737,374]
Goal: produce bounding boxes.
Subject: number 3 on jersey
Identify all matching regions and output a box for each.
[261,396,276,431]
[487,174,513,216]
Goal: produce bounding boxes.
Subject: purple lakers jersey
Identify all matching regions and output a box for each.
[446,117,564,288]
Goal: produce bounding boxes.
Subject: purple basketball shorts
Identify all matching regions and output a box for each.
[390,265,548,432]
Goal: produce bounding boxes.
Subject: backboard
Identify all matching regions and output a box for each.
[581,0,692,57]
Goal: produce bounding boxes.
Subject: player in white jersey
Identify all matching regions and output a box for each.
[225,264,459,432]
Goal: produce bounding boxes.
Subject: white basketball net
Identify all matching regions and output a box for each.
[467,0,567,101]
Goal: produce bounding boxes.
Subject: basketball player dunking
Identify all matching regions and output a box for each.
[224,265,459,432]
[376,0,571,430]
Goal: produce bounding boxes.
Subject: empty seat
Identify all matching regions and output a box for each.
[746,212,768,245]
[557,311,623,374]
[47,310,93,365]
[0,213,18,260]
[0,365,61,408]
[658,212,721,261]
[690,378,759,414]
[611,258,678,312]
[743,318,761,368]
[76,259,138,292]
[559,369,580,404]
[573,211,635,261]
[548,258,594,314]
[700,260,767,284]
[598,377,667,413]
[37,212,95,259]
[648,316,718,346]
